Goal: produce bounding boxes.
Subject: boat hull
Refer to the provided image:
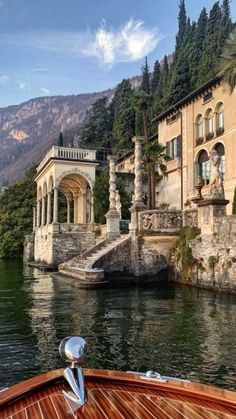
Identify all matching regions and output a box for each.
[0,369,236,418]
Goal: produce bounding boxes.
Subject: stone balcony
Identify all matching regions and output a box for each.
[37,146,97,173]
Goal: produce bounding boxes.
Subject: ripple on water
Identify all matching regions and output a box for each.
[0,260,236,390]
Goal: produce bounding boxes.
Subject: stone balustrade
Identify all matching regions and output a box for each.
[139,210,182,233]
[37,146,97,173]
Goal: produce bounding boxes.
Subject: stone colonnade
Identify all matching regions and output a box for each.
[35,186,94,228]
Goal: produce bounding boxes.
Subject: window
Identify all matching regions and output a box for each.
[195,114,204,144]
[215,103,224,136]
[205,109,214,140]
[203,92,212,103]
[197,150,210,185]
[166,112,180,125]
[213,143,225,180]
[166,136,181,159]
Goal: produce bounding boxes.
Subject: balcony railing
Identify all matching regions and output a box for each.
[37,146,97,173]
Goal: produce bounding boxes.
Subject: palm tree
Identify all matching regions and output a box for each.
[143,141,170,209]
[132,91,170,209]
[218,29,236,93]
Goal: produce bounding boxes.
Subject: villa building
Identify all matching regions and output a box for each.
[116,76,236,213]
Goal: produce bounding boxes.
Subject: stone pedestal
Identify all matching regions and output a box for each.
[105,208,120,238]
[197,198,229,235]
[130,201,146,234]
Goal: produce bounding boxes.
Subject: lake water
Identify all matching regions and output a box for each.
[0,260,235,390]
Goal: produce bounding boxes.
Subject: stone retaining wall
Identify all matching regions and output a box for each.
[34,225,95,265]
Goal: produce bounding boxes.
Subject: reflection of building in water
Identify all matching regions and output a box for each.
[199,294,227,366]
[28,269,58,371]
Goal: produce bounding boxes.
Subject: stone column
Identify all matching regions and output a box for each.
[90,189,94,224]
[73,195,78,224]
[36,200,41,227]
[47,192,52,224]
[67,198,71,223]
[41,196,46,226]
[130,136,146,232]
[53,187,59,223]
[33,207,36,231]
[81,190,87,224]
[105,155,120,237]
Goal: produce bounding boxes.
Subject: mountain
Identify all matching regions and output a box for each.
[0,90,113,186]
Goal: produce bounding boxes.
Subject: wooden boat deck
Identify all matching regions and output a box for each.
[0,369,236,418]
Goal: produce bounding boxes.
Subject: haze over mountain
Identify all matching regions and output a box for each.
[0,89,114,186]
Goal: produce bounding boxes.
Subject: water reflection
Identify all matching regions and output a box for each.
[0,260,235,390]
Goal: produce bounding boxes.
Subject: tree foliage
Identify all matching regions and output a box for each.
[58,132,64,146]
[79,97,113,149]
[112,79,135,153]
[219,28,236,93]
[0,167,37,259]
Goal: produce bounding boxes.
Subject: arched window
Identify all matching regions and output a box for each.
[205,109,214,140]
[215,103,224,135]
[213,143,225,180]
[195,114,203,144]
[197,150,210,185]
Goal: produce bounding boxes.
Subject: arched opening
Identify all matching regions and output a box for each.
[195,114,204,144]
[205,109,214,140]
[58,173,93,224]
[212,142,225,180]
[215,102,224,135]
[197,150,210,185]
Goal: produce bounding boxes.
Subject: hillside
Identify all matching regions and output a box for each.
[0,90,113,186]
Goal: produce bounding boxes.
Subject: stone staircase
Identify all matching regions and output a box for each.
[56,234,130,287]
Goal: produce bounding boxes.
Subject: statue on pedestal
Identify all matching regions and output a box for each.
[208,150,224,199]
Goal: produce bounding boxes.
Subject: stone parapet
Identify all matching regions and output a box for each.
[138,209,182,233]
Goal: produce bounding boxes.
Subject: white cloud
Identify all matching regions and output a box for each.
[0,75,10,84]
[40,87,50,95]
[19,82,30,91]
[31,67,48,73]
[82,19,160,67]
[0,20,160,67]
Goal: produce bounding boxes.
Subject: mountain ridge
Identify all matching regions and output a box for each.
[0,88,115,186]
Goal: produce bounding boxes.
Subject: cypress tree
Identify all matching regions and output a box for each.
[191,8,208,88]
[58,132,64,147]
[218,0,232,48]
[140,56,150,94]
[175,0,187,55]
[80,97,113,149]
[151,60,161,93]
[112,79,135,153]
[198,2,222,85]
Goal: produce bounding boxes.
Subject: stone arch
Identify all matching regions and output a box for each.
[214,102,224,132]
[195,149,210,186]
[195,113,204,142]
[55,168,94,190]
[204,108,214,137]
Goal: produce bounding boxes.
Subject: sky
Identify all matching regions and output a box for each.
[0,0,235,108]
